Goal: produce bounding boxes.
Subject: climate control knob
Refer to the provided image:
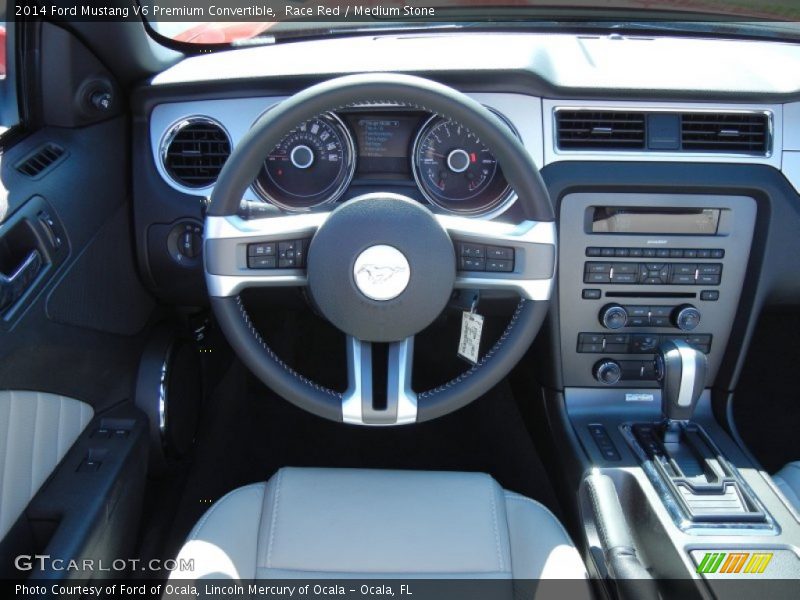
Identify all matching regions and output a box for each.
[594,360,623,385]
[672,305,701,331]
[599,304,628,330]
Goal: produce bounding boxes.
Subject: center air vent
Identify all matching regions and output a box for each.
[556,110,646,150]
[681,113,769,154]
[161,117,231,189]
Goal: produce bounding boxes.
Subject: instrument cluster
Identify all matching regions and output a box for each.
[252,108,519,218]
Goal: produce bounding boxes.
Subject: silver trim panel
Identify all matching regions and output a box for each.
[204,212,556,301]
[389,337,418,425]
[342,336,370,425]
[150,93,544,202]
[342,336,418,426]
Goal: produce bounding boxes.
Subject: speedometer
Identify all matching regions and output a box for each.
[412,114,516,217]
[254,113,355,210]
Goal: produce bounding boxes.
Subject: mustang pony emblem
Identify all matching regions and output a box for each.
[353,245,411,301]
[356,264,406,284]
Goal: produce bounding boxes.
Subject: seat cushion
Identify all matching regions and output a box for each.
[170,467,589,584]
[0,390,93,540]
[773,462,800,512]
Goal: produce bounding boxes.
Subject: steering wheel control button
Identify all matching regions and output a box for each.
[247,239,308,269]
[460,243,485,258]
[247,242,276,257]
[460,257,485,271]
[457,242,514,272]
[486,259,513,272]
[307,193,455,342]
[353,245,411,301]
[248,256,277,269]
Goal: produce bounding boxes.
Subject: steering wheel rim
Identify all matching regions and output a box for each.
[204,73,556,425]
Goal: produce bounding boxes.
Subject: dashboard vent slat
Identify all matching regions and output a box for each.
[16,143,66,178]
[681,113,769,154]
[162,117,231,189]
[556,111,646,150]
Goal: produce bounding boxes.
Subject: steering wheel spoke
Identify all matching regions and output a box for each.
[342,336,417,426]
[436,214,557,300]
[204,212,329,297]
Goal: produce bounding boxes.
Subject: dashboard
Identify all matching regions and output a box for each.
[149,92,543,221]
[133,31,800,393]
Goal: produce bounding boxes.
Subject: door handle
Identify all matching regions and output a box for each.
[0,250,43,312]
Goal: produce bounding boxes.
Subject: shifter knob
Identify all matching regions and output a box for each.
[655,339,707,422]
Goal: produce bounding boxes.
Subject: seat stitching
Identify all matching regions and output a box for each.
[488,480,504,571]
[189,483,265,542]
[504,493,576,547]
[266,468,284,568]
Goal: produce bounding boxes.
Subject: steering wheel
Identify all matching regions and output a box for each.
[204,73,556,426]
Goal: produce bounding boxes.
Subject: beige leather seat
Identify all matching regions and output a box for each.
[0,390,93,540]
[774,462,800,512]
[169,468,590,593]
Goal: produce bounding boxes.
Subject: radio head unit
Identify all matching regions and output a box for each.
[590,206,723,236]
[559,193,756,389]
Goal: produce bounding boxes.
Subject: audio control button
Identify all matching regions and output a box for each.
[586,262,612,273]
[627,306,650,318]
[600,304,628,330]
[673,305,701,331]
[698,264,722,275]
[697,274,721,285]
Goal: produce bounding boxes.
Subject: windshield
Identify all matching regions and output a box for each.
[146,1,800,45]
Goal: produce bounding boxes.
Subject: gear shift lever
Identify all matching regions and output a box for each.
[655,339,707,443]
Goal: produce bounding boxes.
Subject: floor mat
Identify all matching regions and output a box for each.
[732,310,800,473]
[162,359,562,559]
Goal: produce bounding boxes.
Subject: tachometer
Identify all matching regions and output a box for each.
[254,113,355,210]
[412,115,516,217]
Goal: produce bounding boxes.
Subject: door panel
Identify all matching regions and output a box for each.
[0,117,155,412]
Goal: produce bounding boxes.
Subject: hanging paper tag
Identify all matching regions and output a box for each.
[458,311,484,364]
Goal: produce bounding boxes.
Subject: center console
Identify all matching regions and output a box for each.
[559,193,756,388]
[556,193,799,598]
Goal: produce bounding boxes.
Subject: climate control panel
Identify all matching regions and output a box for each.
[598,303,702,331]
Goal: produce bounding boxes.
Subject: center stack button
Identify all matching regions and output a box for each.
[599,304,628,330]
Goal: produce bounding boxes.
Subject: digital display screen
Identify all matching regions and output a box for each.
[591,207,721,235]
[345,113,423,176]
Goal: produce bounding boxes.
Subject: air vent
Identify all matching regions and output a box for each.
[681,113,769,154]
[161,117,231,189]
[556,111,646,150]
[15,143,66,177]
